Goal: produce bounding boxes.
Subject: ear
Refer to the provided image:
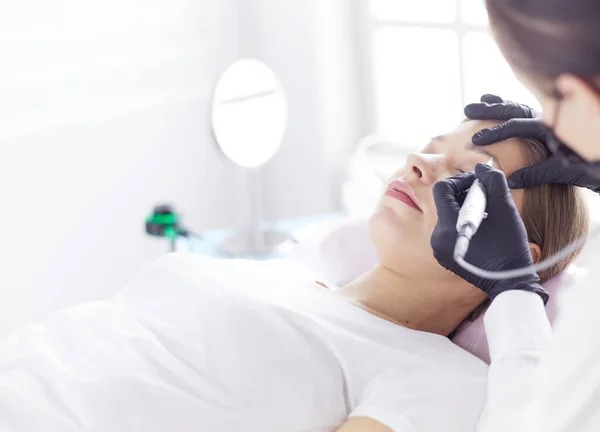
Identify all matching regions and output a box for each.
[556,74,600,117]
[529,242,542,264]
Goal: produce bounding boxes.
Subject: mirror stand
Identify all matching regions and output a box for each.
[212,59,293,257]
[219,169,296,257]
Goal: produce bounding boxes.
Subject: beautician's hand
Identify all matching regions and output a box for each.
[465,94,600,193]
[430,164,549,303]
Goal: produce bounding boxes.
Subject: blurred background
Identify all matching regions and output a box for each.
[0,0,557,335]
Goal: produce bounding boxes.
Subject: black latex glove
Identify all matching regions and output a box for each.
[465,94,600,193]
[431,163,549,303]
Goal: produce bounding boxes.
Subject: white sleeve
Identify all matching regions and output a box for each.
[350,370,484,432]
[478,290,551,432]
[538,280,600,431]
[348,374,417,432]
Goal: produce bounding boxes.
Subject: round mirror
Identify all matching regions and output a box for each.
[210,59,294,257]
[211,59,287,168]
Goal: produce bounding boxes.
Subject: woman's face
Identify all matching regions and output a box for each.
[369,119,528,280]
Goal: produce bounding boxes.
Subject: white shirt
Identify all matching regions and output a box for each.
[481,242,600,432]
[0,253,487,432]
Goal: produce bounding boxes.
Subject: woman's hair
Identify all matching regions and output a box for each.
[486,0,600,94]
[518,138,589,283]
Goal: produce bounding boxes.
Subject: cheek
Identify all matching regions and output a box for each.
[510,189,525,214]
[559,101,600,162]
[540,97,558,126]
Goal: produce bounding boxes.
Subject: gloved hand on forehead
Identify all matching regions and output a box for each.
[465,94,600,193]
[430,163,549,303]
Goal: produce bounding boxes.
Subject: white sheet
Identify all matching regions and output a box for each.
[0,259,222,431]
[0,253,487,432]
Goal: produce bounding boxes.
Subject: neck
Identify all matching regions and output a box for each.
[338,265,483,336]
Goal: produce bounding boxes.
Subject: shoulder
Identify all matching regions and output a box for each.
[401,330,489,378]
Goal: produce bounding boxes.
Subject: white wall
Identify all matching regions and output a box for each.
[239,0,365,215]
[0,0,364,336]
[0,0,241,335]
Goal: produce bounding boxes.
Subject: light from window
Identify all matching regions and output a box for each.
[371,27,462,147]
[368,0,539,149]
[463,32,539,109]
[369,0,457,23]
[460,0,489,25]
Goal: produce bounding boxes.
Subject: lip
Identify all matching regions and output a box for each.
[385,179,422,212]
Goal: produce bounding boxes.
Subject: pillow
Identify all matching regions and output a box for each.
[287,216,589,363]
[288,216,376,287]
[452,264,589,363]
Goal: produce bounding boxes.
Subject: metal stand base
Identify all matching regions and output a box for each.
[219,230,296,258]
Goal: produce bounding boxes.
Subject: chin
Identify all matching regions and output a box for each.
[368,206,427,266]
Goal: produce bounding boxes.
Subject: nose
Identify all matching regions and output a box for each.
[405,153,444,186]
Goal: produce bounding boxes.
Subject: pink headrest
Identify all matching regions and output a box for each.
[288,216,377,286]
[451,264,589,363]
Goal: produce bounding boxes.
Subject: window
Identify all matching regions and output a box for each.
[366,0,538,148]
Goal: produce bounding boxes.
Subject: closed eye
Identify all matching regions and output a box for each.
[456,168,466,174]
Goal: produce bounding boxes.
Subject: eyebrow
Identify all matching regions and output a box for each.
[433,135,503,170]
[464,142,503,170]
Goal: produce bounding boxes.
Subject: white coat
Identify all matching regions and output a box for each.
[480,243,600,432]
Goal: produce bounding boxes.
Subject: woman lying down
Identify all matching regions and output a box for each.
[0,120,589,432]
